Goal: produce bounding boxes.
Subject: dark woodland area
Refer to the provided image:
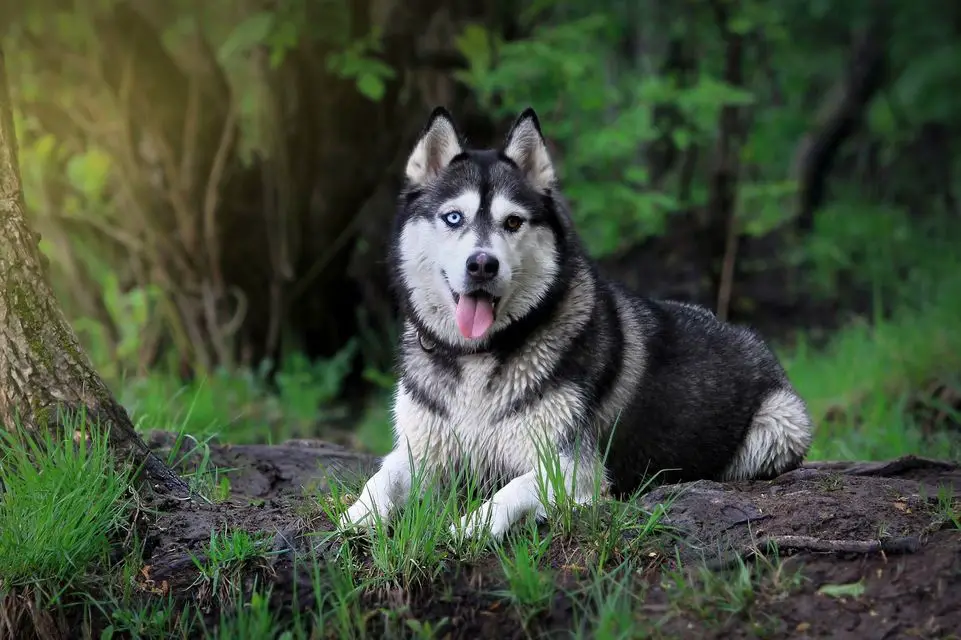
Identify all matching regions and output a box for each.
[0,0,959,637]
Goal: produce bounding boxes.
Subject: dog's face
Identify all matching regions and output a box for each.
[393,108,569,348]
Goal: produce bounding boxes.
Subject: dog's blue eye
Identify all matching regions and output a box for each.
[442,211,463,227]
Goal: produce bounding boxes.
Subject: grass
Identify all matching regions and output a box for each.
[313,454,495,588]
[779,205,961,462]
[574,564,643,640]
[495,525,555,620]
[206,591,278,640]
[660,551,803,629]
[0,416,137,638]
[782,261,961,461]
[116,345,361,448]
[0,415,132,590]
[190,528,276,607]
[95,592,196,640]
[2,290,954,636]
[934,485,961,530]
[314,436,673,591]
[1,420,659,638]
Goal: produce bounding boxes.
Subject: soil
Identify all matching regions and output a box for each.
[120,434,961,640]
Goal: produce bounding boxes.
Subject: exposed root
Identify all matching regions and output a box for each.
[804,455,958,477]
[707,534,922,571]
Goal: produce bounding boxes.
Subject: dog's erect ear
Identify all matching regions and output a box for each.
[503,108,555,192]
[405,107,464,186]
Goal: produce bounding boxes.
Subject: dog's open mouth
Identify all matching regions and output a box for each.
[452,290,500,340]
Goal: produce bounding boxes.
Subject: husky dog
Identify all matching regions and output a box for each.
[340,107,813,540]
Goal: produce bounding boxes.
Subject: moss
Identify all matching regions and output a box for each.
[32,402,51,432]
[7,268,98,386]
[7,279,55,372]
[4,271,111,432]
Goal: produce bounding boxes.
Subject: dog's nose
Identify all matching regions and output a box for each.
[466,251,499,281]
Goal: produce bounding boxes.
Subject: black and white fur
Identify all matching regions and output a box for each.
[341,107,813,540]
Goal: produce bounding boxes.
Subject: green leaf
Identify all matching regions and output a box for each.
[357,74,386,101]
[728,15,754,35]
[33,134,58,162]
[219,11,275,62]
[267,17,301,68]
[66,148,113,199]
[455,24,493,72]
[817,581,866,598]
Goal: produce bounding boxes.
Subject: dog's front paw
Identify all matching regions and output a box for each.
[450,501,512,542]
[339,494,392,532]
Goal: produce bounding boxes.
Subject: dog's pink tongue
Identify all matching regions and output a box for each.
[455,295,495,339]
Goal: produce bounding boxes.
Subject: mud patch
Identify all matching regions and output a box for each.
[635,458,961,638]
[639,458,961,568]
[124,438,961,638]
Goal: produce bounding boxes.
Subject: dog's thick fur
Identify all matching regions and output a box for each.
[341,107,814,539]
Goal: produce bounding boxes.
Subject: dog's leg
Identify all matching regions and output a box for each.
[340,446,415,529]
[452,452,597,541]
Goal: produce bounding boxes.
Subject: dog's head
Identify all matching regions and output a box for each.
[391,107,572,349]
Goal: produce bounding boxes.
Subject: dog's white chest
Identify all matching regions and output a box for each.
[395,352,555,479]
[447,356,507,420]
[445,357,531,471]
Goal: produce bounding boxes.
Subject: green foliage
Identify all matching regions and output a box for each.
[274,340,358,425]
[455,3,806,255]
[119,337,358,445]
[326,29,397,101]
[6,4,961,637]
[98,594,196,640]
[495,530,555,616]
[218,12,286,64]
[783,231,961,461]
[935,486,961,530]
[74,278,164,383]
[6,0,961,537]
[307,547,373,639]
[659,552,803,630]
[214,0,395,101]
[191,528,275,604]
[571,563,641,639]
[216,1,394,99]
[359,465,488,586]
[0,416,132,588]
[11,0,961,436]
[457,15,683,254]
[207,591,281,640]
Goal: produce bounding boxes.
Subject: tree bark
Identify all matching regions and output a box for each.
[0,47,189,498]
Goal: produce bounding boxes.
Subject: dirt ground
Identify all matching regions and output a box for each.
[131,433,961,640]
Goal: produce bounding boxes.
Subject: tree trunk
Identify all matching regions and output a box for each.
[0,47,189,498]
[792,18,888,231]
[703,0,748,319]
